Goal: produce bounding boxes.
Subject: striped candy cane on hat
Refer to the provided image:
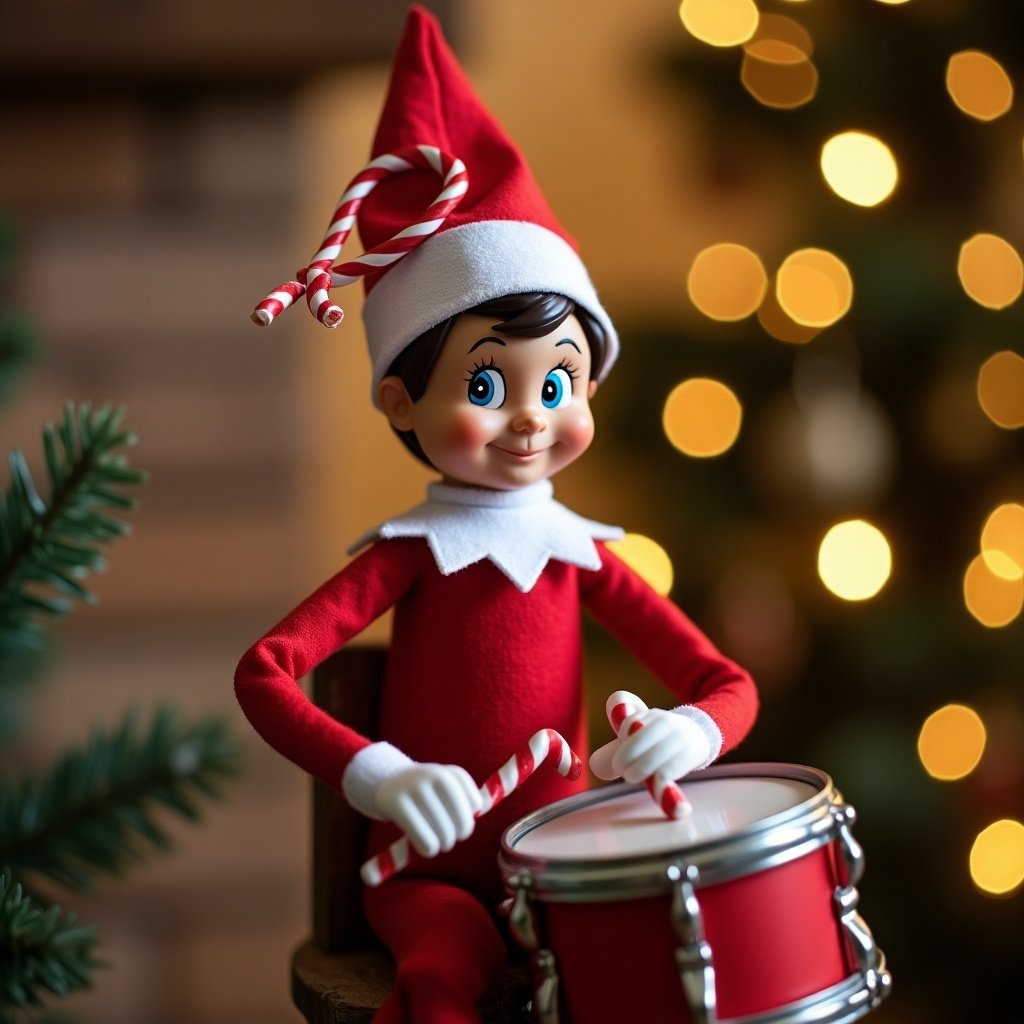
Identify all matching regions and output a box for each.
[361,728,583,888]
[606,690,692,819]
[252,145,469,329]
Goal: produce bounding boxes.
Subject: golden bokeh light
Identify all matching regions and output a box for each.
[817,519,892,601]
[957,234,1024,310]
[873,0,912,5]
[977,350,1024,428]
[687,243,768,321]
[663,378,743,458]
[981,503,1024,580]
[776,248,854,328]
[970,819,1024,896]
[747,13,813,56]
[679,0,759,48]
[963,553,1024,627]
[917,703,987,781]
[820,131,899,207]
[741,43,819,110]
[607,533,675,597]
[947,50,1014,122]
[757,281,822,344]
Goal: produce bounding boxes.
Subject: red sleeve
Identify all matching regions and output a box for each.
[234,539,422,791]
[580,542,758,755]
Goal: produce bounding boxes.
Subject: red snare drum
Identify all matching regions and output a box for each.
[499,763,890,1024]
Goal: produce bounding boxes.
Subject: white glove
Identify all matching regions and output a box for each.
[375,762,483,858]
[341,742,483,859]
[589,706,713,784]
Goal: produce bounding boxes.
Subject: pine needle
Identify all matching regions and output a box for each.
[0,708,239,892]
[0,868,99,1009]
[0,403,147,684]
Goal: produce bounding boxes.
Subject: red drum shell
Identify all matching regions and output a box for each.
[499,763,874,1024]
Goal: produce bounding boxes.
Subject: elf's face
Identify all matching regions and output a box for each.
[379,312,598,490]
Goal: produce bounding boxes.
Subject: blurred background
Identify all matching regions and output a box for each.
[1,0,1021,1021]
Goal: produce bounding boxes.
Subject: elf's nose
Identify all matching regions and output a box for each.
[511,406,548,434]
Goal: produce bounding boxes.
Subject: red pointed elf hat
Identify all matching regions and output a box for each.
[253,6,618,403]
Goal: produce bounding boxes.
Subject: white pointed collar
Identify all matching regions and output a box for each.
[349,480,623,593]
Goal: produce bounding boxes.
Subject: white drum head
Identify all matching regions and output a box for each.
[511,774,818,861]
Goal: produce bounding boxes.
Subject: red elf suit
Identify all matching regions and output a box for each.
[237,8,758,1023]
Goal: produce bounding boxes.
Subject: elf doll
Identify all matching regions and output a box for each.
[235,8,758,1023]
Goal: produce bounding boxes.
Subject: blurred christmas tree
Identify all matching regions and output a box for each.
[599,2,1023,1021]
[0,222,238,1021]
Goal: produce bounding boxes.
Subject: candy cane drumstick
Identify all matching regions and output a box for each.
[361,728,582,887]
[606,691,691,819]
[252,144,469,328]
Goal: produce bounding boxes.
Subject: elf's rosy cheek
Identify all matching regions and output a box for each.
[558,409,596,452]
[445,411,493,450]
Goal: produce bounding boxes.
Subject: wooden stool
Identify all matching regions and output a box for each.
[290,645,531,1023]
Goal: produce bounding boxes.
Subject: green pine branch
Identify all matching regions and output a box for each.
[0,402,147,685]
[0,708,239,892]
[0,869,99,1011]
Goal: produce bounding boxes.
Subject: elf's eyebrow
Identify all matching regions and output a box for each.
[468,336,506,353]
[556,338,582,352]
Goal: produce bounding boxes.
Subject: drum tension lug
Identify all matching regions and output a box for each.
[667,861,717,1024]
[506,870,562,1024]
[829,800,893,1007]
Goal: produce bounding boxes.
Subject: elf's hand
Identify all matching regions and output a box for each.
[589,706,712,784]
[341,742,483,859]
[375,762,483,858]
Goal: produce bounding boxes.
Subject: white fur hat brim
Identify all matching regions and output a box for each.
[362,220,619,406]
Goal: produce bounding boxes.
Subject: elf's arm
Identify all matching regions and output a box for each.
[581,542,758,782]
[234,537,482,856]
[234,538,424,792]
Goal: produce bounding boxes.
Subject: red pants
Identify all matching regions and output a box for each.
[364,877,509,1024]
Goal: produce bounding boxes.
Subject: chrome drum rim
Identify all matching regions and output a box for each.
[499,762,839,901]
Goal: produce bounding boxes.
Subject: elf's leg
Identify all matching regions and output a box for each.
[364,876,508,1024]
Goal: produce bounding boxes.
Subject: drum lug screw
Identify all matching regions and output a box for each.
[829,800,892,1007]
[506,870,562,1024]
[667,862,718,1024]
[533,949,561,1024]
[507,873,539,951]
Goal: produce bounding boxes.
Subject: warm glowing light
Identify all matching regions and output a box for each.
[963,554,1024,627]
[873,0,911,5]
[817,520,892,601]
[803,392,894,503]
[679,0,759,47]
[958,234,1024,310]
[776,248,854,328]
[947,50,1014,122]
[747,13,813,56]
[977,350,1024,428]
[970,819,1024,896]
[757,282,821,344]
[741,43,818,110]
[663,378,743,458]
[981,503,1024,580]
[917,704,987,781]
[687,243,768,321]
[820,132,898,207]
[607,534,675,597]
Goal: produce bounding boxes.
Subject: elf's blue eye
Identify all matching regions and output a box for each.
[541,368,573,410]
[467,367,506,409]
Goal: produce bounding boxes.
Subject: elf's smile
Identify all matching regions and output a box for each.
[490,443,554,459]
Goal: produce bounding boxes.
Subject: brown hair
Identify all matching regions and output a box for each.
[384,292,609,468]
